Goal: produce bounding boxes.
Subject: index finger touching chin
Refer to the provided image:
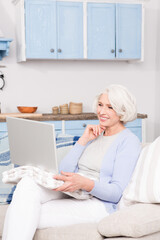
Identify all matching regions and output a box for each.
[100,125,106,130]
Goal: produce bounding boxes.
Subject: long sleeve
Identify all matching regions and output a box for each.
[59,142,87,173]
[89,133,141,203]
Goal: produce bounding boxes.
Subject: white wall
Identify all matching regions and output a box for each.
[0,0,159,142]
[155,4,160,139]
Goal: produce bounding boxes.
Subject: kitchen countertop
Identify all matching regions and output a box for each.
[0,112,148,122]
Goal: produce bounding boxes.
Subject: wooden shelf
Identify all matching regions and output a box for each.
[0,112,147,122]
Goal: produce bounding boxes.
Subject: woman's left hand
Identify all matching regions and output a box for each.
[53,171,94,192]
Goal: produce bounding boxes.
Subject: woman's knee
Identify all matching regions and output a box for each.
[16,176,38,191]
[12,176,40,201]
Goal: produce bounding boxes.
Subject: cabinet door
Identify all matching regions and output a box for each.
[125,118,142,142]
[116,4,142,59]
[25,0,57,59]
[65,120,99,136]
[87,3,116,59]
[57,2,83,59]
[42,121,62,134]
[64,119,143,141]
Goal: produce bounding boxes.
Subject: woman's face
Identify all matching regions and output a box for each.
[97,93,121,129]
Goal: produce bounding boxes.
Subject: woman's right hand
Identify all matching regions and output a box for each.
[77,124,106,146]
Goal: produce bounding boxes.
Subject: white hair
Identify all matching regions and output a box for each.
[93,84,137,124]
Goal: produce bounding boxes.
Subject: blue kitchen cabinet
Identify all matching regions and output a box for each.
[87,3,116,59]
[125,118,142,141]
[87,3,142,59]
[41,120,62,134]
[57,2,83,59]
[65,120,99,136]
[0,117,144,144]
[0,123,8,138]
[0,39,12,60]
[25,0,57,59]
[64,118,143,142]
[25,0,83,59]
[116,4,142,59]
[0,121,62,136]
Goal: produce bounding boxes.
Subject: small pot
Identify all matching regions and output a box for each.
[69,102,83,114]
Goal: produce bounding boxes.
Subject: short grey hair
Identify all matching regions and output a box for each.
[93,84,137,124]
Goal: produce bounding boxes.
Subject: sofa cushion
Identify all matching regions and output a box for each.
[33,223,103,240]
[0,205,8,237]
[98,203,160,238]
[104,232,160,240]
[120,137,160,206]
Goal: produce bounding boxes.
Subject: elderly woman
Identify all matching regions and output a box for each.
[2,84,141,240]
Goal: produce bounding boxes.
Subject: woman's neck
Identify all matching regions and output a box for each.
[103,123,125,136]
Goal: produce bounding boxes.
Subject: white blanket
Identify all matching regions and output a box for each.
[2,166,92,200]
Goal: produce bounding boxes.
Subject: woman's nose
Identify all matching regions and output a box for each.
[100,106,108,114]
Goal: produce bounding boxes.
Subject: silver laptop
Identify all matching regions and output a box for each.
[6,117,58,173]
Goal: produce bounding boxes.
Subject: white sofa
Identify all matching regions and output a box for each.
[1,203,160,240]
[1,136,160,240]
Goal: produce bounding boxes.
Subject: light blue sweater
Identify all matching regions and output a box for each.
[59,129,141,213]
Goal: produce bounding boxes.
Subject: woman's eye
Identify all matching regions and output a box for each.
[98,103,102,106]
[108,106,113,109]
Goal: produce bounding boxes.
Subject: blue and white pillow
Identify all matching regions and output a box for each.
[0,133,80,204]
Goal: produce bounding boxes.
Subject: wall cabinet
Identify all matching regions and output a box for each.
[15,0,143,61]
[87,3,142,59]
[25,0,83,59]
[116,4,142,59]
[0,117,145,143]
[0,39,12,60]
[63,118,144,142]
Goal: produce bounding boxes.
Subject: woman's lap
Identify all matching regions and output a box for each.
[5,176,109,230]
[38,197,109,228]
[2,177,109,240]
[16,176,109,228]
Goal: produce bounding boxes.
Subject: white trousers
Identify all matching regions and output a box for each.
[2,176,109,240]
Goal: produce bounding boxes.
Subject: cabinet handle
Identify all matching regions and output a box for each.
[57,49,62,53]
[50,49,54,53]
[111,49,115,53]
[83,123,86,128]
[119,49,123,53]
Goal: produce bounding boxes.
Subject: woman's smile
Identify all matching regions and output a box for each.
[99,115,109,122]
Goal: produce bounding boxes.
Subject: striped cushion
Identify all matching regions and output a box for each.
[120,137,160,206]
[0,133,79,204]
